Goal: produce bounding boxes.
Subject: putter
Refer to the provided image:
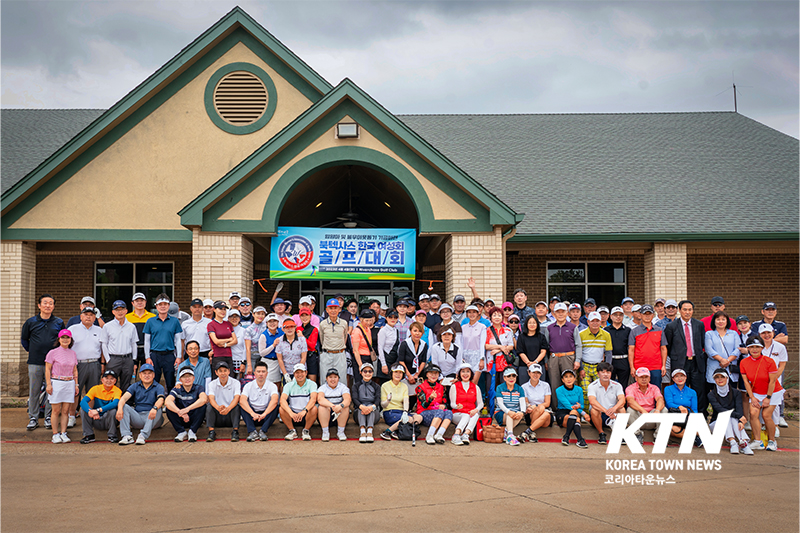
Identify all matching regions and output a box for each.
[411,421,416,447]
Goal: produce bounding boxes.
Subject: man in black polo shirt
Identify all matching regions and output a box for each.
[21,294,65,430]
[605,306,631,387]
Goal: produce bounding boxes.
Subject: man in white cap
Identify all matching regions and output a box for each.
[752,301,788,346]
[257,313,284,388]
[126,292,155,376]
[164,367,207,442]
[202,299,215,320]
[758,323,788,431]
[66,296,105,328]
[655,299,679,330]
[228,292,241,312]
[546,302,583,407]
[181,298,212,359]
[68,306,104,427]
[578,311,613,410]
[143,293,183,391]
[279,363,318,441]
[620,297,635,328]
[605,306,632,387]
[101,300,138,393]
[318,299,349,382]
[238,297,254,328]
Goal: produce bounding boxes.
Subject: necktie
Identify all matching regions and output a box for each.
[685,322,693,360]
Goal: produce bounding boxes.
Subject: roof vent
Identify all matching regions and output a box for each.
[213,71,268,126]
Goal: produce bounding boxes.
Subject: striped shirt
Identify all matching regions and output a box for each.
[579,327,613,364]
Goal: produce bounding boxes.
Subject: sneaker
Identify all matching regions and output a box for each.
[694,435,703,448]
[301,429,311,441]
[452,434,463,446]
[258,431,268,441]
[426,435,436,445]
[506,435,520,446]
[80,434,96,444]
[598,432,608,445]
[27,418,39,431]
[518,429,530,443]
[636,432,644,445]
[434,434,445,444]
[744,421,751,431]
[729,440,739,454]
[365,434,374,443]
[779,416,789,428]
[60,432,70,443]
[750,440,765,451]
[188,430,197,442]
[775,427,780,438]
[359,434,367,443]
[44,417,52,430]
[561,436,570,446]
[246,431,259,442]
[135,434,146,445]
[339,432,348,441]
[119,435,135,445]
[462,434,470,445]
[740,441,754,455]
[174,432,188,442]
[108,435,120,443]
[52,433,63,444]
[231,430,239,442]
[766,440,777,452]
[380,429,393,441]
[391,431,399,440]
[576,439,588,449]
[206,430,217,442]
[67,416,76,428]
[322,432,330,442]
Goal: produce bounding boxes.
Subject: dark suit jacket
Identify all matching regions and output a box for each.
[662,318,706,374]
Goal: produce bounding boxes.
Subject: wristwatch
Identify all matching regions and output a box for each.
[766,394,772,399]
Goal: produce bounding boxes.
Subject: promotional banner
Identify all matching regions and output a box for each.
[270,227,416,280]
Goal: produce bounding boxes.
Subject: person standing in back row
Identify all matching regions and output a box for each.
[21,294,64,431]
[318,299,349,379]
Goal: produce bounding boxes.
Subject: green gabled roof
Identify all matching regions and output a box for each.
[1,6,332,214]
[178,77,521,228]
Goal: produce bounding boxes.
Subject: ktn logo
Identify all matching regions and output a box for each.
[606,411,732,454]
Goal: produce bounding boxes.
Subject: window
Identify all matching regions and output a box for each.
[547,262,626,308]
[95,262,174,318]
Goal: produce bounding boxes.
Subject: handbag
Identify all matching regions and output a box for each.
[720,333,739,375]
[482,423,505,444]
[490,326,515,372]
[396,421,421,441]
[474,416,493,441]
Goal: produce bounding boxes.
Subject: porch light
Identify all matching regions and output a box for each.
[315,202,323,208]
[384,202,391,208]
[343,221,358,228]
[336,122,359,139]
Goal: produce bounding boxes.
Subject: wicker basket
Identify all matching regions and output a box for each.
[482,424,504,443]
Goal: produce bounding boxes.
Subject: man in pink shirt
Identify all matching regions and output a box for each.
[625,367,667,444]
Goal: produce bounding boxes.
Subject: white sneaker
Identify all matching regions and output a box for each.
[452,434,463,446]
[187,430,197,442]
[338,432,348,441]
[740,441,754,455]
[67,416,76,428]
[119,435,135,445]
[174,431,188,442]
[60,432,70,443]
[285,429,297,441]
[750,440,765,451]
[779,416,789,428]
[774,427,780,438]
[301,429,311,441]
[365,433,373,443]
[729,440,739,454]
[321,432,330,442]
[359,434,367,443]
[426,435,436,445]
[52,433,63,444]
[135,434,146,445]
[766,440,778,452]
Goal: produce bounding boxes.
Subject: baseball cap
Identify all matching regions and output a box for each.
[81,296,96,305]
[758,323,774,334]
[429,294,441,301]
[292,363,307,373]
[598,306,610,313]
[415,309,427,317]
[587,311,602,321]
[307,295,316,302]
[213,300,228,309]
[299,295,314,305]
[155,296,170,305]
[132,292,146,301]
[215,361,230,370]
[553,303,567,312]
[584,298,596,306]
[266,313,279,322]
[736,315,749,323]
[503,367,518,376]
[621,297,634,305]
[453,294,466,302]
[763,302,777,310]
[139,363,155,372]
[502,302,513,310]
[81,306,97,315]
[359,309,376,319]
[190,298,203,307]
[561,369,576,377]
[102,369,117,379]
[711,296,725,305]
[655,298,666,305]
[298,308,311,316]
[326,298,340,307]
[391,364,405,373]
[712,368,730,378]
[202,299,214,307]
[747,337,764,348]
[568,303,581,311]
[179,368,195,378]
[671,368,687,377]
[227,309,241,317]
[360,362,374,372]
[58,329,72,338]
[239,297,251,305]
[380,303,388,310]
[665,299,678,308]
[465,305,480,313]
[253,306,267,314]
[326,368,339,377]
[550,296,561,302]
[484,298,495,305]
[168,302,180,317]
[418,293,430,302]
[610,306,624,314]
[425,364,441,375]
[632,304,642,312]
[639,304,654,314]
[635,367,650,377]
[228,292,241,299]
[439,303,453,312]
[534,300,548,307]
[112,300,127,310]
[527,363,543,374]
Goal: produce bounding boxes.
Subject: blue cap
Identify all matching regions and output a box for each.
[326,298,340,307]
[112,300,127,310]
[139,363,155,372]
[271,298,287,308]
[621,297,634,305]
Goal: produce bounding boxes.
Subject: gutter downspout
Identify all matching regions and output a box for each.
[502,226,517,300]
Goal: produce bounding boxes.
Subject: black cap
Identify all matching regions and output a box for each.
[425,364,441,375]
[736,315,749,323]
[385,310,399,318]
[102,369,117,378]
[326,368,339,377]
[190,298,203,306]
[763,302,777,310]
[584,298,596,306]
[550,296,561,302]
[215,361,230,369]
[711,296,725,305]
[359,309,376,319]
[213,300,228,309]
[81,307,97,314]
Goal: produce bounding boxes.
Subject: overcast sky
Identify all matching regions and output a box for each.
[2,0,798,137]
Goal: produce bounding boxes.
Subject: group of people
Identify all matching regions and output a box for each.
[21,284,789,451]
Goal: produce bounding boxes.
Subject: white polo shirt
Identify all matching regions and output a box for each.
[207,377,241,407]
[181,317,212,352]
[241,379,278,411]
[522,380,551,406]
[587,379,625,410]
[100,319,138,362]
[68,323,103,361]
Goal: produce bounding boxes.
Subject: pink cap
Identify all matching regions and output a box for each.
[502,302,513,310]
[58,329,72,338]
[635,367,650,377]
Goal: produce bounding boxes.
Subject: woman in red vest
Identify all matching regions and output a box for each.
[448,363,483,446]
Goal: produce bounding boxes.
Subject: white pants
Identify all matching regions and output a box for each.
[452,412,479,434]
[710,418,749,443]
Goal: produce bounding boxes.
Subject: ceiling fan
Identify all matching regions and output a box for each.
[320,167,376,228]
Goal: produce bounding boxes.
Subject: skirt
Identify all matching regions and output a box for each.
[49,379,76,404]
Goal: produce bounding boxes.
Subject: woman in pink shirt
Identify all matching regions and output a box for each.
[45,329,79,444]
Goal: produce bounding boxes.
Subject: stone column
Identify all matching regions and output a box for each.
[445,227,504,304]
[191,229,254,302]
[1,241,36,397]
[644,243,687,303]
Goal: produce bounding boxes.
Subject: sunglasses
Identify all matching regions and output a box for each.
[239,303,251,306]
[509,320,520,324]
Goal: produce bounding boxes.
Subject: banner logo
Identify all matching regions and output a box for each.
[278,235,314,271]
[606,411,732,454]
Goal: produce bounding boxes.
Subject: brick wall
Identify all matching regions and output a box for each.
[192,230,254,302]
[446,229,504,303]
[688,252,798,375]
[506,252,645,305]
[1,241,36,396]
[644,243,688,302]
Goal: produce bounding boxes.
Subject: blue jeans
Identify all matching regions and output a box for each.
[241,404,278,433]
[649,369,662,390]
[151,350,176,390]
